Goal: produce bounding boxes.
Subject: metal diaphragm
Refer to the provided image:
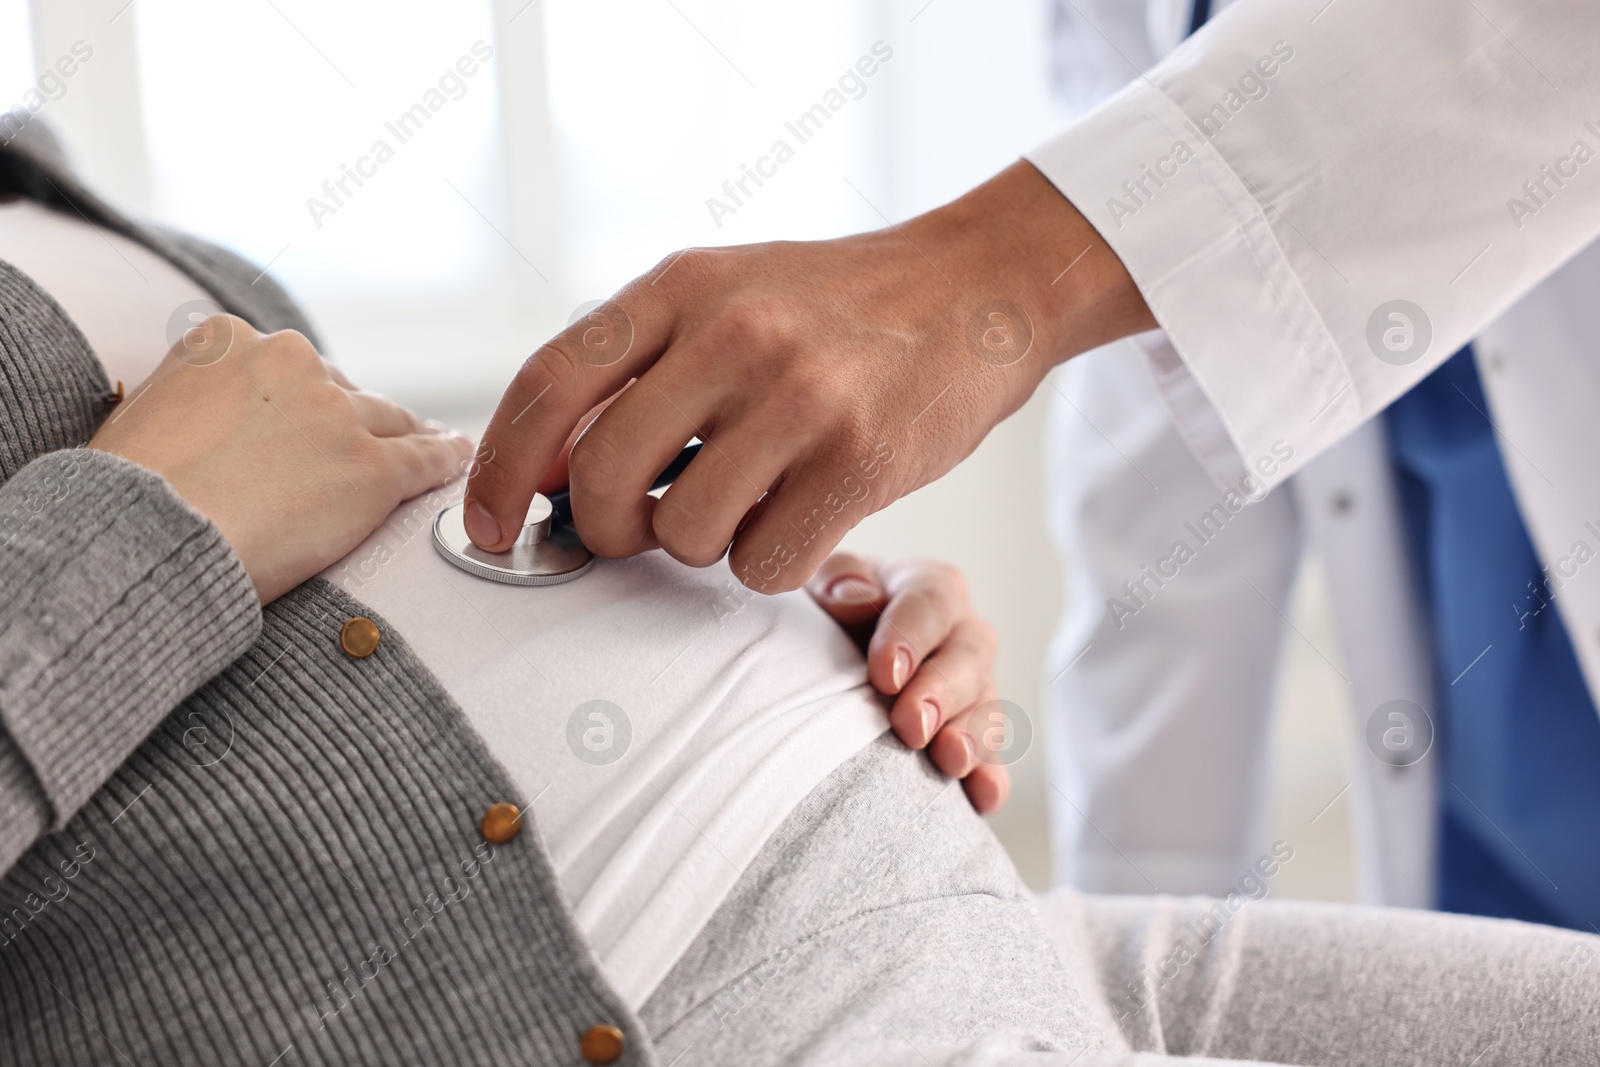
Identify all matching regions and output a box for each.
[432,495,595,586]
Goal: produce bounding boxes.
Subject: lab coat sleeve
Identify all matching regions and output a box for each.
[0,448,261,877]
[1026,0,1600,490]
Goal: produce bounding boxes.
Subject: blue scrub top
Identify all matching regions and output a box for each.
[1386,347,1600,932]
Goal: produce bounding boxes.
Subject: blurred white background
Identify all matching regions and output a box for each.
[1,0,1357,897]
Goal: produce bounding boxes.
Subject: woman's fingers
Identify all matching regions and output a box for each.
[342,382,475,495]
[92,318,477,604]
[890,614,997,748]
[961,762,1011,815]
[323,359,357,390]
[347,390,430,438]
[324,370,473,492]
[864,560,967,696]
[930,697,992,775]
[805,552,886,635]
[808,551,1011,813]
[378,428,476,500]
[931,698,1014,813]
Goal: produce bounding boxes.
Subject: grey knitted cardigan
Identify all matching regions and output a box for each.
[0,126,651,1065]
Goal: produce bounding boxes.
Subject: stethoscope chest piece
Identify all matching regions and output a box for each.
[433,495,595,586]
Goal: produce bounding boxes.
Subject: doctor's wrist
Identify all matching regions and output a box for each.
[923,160,1155,375]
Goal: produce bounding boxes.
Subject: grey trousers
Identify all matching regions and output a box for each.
[643,737,1600,1067]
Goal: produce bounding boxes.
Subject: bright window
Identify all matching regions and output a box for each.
[135,0,503,302]
[18,0,1058,409]
[0,0,34,108]
[543,0,883,297]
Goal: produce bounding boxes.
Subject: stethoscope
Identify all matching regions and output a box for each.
[433,443,702,586]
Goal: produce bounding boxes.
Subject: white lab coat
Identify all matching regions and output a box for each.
[1031,0,1600,905]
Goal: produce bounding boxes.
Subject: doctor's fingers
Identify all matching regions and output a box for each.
[465,274,682,552]
[723,442,897,595]
[563,376,751,560]
[537,390,629,496]
[648,423,803,569]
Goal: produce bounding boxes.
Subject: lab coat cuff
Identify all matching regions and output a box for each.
[0,448,261,831]
[1026,78,1356,492]
[1133,330,1255,491]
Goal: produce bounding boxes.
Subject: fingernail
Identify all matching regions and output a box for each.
[960,730,977,769]
[892,647,912,691]
[920,700,939,746]
[463,499,501,547]
[423,417,449,433]
[826,574,881,604]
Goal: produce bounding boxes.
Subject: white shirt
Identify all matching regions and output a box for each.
[324,498,887,1008]
[0,198,891,1009]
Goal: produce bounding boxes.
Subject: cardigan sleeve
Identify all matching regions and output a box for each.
[0,447,261,876]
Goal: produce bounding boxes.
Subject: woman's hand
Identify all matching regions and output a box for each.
[807,553,1009,814]
[89,315,474,603]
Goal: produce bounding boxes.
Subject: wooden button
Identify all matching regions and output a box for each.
[579,1024,624,1064]
[480,803,523,844]
[339,617,380,658]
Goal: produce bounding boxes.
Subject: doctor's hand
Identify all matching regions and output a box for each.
[465,161,1153,593]
[807,552,1009,814]
[89,315,474,603]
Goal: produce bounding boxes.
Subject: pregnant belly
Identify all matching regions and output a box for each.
[320,479,890,1006]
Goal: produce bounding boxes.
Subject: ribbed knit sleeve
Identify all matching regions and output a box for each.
[0,448,261,873]
[0,731,46,869]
